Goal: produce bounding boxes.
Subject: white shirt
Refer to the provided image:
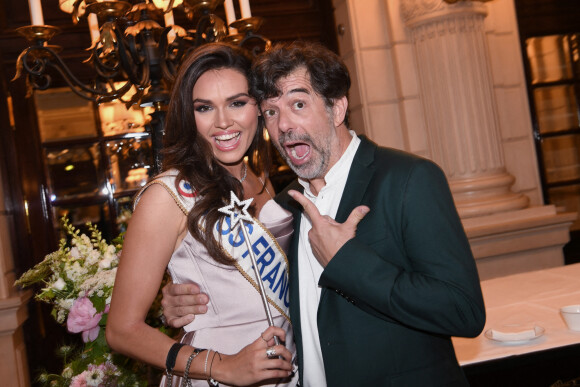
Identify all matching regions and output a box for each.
[297,132,361,386]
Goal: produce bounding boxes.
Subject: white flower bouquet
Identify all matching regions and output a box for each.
[15,217,168,386]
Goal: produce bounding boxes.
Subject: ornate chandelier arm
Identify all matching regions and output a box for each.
[194,15,215,46]
[97,79,135,103]
[14,47,50,81]
[15,45,120,101]
[47,59,129,102]
[122,32,147,72]
[91,51,122,80]
[88,18,149,89]
[114,32,151,90]
[158,28,178,84]
[88,22,124,80]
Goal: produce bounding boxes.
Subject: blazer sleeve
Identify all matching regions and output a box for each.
[319,159,486,338]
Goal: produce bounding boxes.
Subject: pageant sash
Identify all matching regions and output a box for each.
[141,171,290,322]
[215,214,291,322]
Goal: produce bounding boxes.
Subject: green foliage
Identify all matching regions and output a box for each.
[15,216,175,386]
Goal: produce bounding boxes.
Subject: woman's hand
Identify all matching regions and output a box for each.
[210,326,294,386]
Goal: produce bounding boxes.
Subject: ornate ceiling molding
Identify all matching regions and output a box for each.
[400,0,445,24]
[400,0,489,28]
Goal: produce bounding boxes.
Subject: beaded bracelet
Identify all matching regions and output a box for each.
[182,348,206,387]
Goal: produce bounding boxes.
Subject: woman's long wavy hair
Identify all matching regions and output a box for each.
[162,42,270,265]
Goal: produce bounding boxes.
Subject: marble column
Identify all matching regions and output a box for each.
[401,0,529,218]
[0,164,31,387]
[0,292,31,387]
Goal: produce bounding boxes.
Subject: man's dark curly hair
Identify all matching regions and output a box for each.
[250,40,350,126]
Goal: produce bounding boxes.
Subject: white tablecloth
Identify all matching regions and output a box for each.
[453,263,580,366]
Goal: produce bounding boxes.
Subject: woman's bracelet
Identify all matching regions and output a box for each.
[165,342,186,387]
[207,350,221,386]
[203,350,211,377]
[183,348,206,387]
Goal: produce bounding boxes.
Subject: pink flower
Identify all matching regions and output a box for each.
[70,371,88,387]
[67,297,102,342]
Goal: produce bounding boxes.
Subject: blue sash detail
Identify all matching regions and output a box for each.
[216,214,291,320]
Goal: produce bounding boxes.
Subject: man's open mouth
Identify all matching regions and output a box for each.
[285,142,311,163]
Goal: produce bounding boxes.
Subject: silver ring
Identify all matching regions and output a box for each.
[160,308,168,327]
[260,333,268,342]
[266,347,276,358]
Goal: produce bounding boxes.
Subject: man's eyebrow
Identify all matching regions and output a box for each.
[288,87,310,95]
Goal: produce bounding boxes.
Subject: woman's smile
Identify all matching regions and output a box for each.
[214,131,241,151]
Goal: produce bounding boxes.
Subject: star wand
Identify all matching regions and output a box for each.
[219,191,281,346]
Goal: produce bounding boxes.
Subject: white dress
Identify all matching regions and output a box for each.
[138,173,298,387]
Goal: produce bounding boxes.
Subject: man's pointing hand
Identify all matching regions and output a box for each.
[288,190,369,267]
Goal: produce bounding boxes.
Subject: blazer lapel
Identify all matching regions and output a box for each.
[279,183,304,372]
[319,136,376,304]
[335,136,376,222]
[288,196,302,317]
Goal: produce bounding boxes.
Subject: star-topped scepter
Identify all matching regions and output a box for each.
[219,191,281,346]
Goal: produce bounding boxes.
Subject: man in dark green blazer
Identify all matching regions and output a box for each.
[252,41,485,386]
[161,41,486,386]
[276,138,485,386]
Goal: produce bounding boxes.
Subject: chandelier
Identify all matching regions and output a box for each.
[15,0,270,172]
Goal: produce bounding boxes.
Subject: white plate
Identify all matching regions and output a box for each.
[484,325,545,345]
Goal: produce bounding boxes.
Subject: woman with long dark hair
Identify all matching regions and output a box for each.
[106,43,297,387]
